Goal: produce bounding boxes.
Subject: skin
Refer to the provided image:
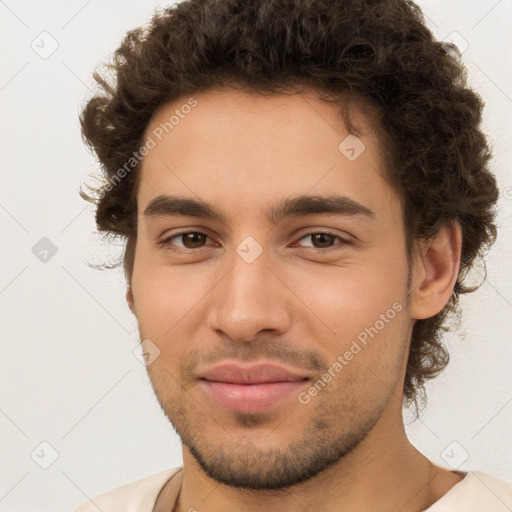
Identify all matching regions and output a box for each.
[126,86,464,512]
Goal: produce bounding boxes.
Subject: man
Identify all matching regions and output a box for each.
[75,0,512,510]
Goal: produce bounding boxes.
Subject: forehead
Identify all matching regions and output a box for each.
[137,87,399,223]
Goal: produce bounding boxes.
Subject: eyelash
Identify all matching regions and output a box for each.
[158,230,350,252]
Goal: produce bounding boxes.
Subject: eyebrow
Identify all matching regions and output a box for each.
[143,193,374,224]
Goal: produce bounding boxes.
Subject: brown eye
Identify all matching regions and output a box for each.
[297,232,345,249]
[160,231,211,249]
[181,232,208,248]
[311,233,338,248]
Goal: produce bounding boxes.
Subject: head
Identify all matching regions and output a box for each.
[79,0,499,490]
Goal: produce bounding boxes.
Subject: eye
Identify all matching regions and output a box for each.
[159,231,213,249]
[158,230,349,251]
[295,232,348,249]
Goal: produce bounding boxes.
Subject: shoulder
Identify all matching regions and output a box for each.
[73,466,182,512]
[428,470,512,511]
[466,471,512,505]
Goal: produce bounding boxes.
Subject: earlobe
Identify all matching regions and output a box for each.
[409,220,462,320]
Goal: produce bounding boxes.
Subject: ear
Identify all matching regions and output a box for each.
[126,286,136,315]
[409,220,462,320]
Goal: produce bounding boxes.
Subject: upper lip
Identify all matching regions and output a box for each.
[198,362,310,384]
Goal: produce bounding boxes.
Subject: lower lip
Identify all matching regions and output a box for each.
[199,379,308,413]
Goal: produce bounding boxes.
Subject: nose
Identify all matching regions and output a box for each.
[207,243,293,343]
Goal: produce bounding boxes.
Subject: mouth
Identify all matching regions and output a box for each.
[199,378,309,414]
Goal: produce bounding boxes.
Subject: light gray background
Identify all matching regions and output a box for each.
[0,1,511,510]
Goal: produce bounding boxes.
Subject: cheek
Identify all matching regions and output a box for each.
[131,262,213,335]
[281,257,407,342]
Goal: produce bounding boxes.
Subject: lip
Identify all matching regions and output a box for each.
[198,362,310,413]
[199,380,308,413]
[198,361,310,384]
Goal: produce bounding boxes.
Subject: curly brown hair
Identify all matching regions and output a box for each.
[79,0,499,413]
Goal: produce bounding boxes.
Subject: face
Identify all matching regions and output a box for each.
[128,87,413,489]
